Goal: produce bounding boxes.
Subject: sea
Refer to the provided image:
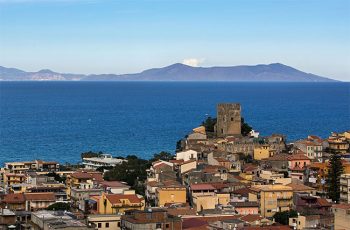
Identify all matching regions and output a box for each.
[0,82,349,166]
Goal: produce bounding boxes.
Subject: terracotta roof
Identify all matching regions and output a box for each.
[3,193,25,204]
[153,163,172,170]
[71,172,103,181]
[105,194,143,204]
[332,204,350,210]
[166,208,196,216]
[288,153,310,161]
[233,187,251,196]
[24,192,55,201]
[169,159,184,164]
[98,181,129,188]
[240,214,263,222]
[286,183,314,192]
[215,157,230,162]
[182,218,208,229]
[317,198,331,207]
[190,183,216,191]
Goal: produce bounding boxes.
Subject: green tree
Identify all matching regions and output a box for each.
[201,116,217,133]
[47,172,66,183]
[46,202,71,211]
[241,117,252,136]
[327,150,344,202]
[273,210,298,225]
[151,151,173,162]
[103,155,151,195]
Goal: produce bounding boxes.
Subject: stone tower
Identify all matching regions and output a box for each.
[216,103,241,137]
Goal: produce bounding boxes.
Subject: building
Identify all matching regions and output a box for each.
[253,145,273,161]
[328,132,349,154]
[31,210,89,230]
[155,186,187,207]
[82,154,124,170]
[230,202,259,215]
[332,204,350,230]
[340,174,350,203]
[249,185,293,218]
[87,214,121,230]
[176,150,198,162]
[4,160,59,174]
[121,209,182,230]
[216,103,241,137]
[95,193,145,215]
[0,208,16,229]
[294,136,323,161]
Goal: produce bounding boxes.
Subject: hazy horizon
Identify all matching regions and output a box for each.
[0,0,349,81]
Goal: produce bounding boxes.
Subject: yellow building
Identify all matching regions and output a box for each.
[253,145,273,160]
[249,185,293,218]
[97,193,145,215]
[156,186,186,207]
[193,193,230,212]
[332,204,350,230]
[3,173,26,187]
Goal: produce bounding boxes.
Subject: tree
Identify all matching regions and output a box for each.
[273,210,298,225]
[241,117,252,136]
[327,150,344,202]
[201,116,217,133]
[151,151,173,162]
[46,202,71,211]
[47,172,66,183]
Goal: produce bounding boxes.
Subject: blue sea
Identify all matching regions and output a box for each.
[0,82,349,166]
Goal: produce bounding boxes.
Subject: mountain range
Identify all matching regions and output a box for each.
[0,63,337,82]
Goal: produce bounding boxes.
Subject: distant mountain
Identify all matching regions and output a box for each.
[0,63,338,82]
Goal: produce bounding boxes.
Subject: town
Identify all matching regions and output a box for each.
[0,103,349,230]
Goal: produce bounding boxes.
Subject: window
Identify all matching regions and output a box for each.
[97,223,101,228]
[231,117,233,121]
[117,222,121,227]
[105,223,109,228]
[165,223,170,228]
[156,223,162,228]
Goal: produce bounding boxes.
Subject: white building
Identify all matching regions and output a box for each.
[249,130,260,138]
[340,174,350,204]
[176,150,198,162]
[83,154,124,170]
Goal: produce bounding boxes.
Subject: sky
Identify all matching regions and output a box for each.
[0,0,349,81]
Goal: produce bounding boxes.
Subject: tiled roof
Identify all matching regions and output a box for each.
[182,218,208,229]
[3,193,25,204]
[288,153,310,161]
[105,194,143,204]
[332,203,350,210]
[286,183,314,191]
[71,172,103,181]
[24,192,55,201]
[190,183,216,191]
[233,187,251,196]
[240,214,263,222]
[317,198,331,207]
[98,181,129,188]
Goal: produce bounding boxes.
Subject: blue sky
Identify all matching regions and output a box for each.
[0,0,349,81]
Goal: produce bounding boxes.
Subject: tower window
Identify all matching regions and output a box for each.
[231,117,233,121]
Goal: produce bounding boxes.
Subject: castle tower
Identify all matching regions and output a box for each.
[216,103,241,137]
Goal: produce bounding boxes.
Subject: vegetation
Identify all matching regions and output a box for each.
[201,116,252,136]
[241,117,252,136]
[103,155,151,196]
[327,150,344,202]
[46,202,71,211]
[150,151,174,162]
[81,151,103,159]
[202,116,217,133]
[273,210,298,225]
[47,172,66,183]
